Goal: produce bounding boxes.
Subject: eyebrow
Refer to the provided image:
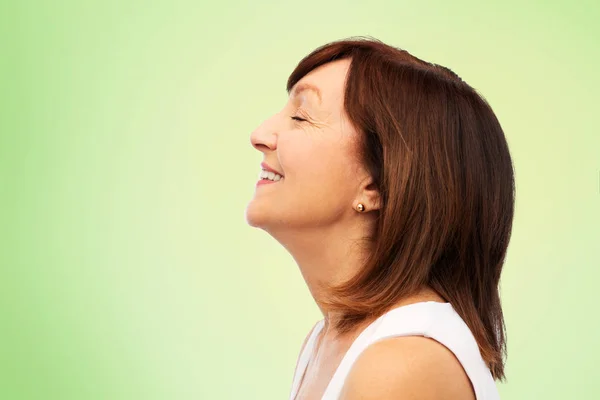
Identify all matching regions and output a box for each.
[290,83,322,104]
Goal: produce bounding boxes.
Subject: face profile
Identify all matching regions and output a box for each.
[246,58,380,237]
[244,37,514,399]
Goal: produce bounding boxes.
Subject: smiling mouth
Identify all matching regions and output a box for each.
[258,169,284,182]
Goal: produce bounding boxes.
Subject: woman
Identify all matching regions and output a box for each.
[245,37,514,400]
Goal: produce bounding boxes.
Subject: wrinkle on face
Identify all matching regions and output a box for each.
[286,90,348,144]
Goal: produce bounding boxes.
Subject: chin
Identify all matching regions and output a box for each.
[245,202,269,228]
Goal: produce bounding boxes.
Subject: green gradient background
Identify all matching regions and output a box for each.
[1,0,598,399]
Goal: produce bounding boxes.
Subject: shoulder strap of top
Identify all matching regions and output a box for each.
[289,319,325,400]
[322,302,499,400]
[416,304,499,400]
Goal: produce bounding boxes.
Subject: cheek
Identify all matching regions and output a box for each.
[280,135,360,199]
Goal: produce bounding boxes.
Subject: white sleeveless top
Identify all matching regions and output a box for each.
[289,301,500,400]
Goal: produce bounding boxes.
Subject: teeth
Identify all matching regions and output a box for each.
[259,169,283,181]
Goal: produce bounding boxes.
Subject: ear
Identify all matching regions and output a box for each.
[358,176,381,211]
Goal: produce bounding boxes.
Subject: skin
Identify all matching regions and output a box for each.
[245,59,474,399]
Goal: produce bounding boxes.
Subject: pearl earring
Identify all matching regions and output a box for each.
[356,203,365,212]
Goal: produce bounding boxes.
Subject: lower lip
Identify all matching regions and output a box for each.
[256,178,282,186]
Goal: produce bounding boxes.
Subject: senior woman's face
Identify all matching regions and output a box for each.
[246,58,366,230]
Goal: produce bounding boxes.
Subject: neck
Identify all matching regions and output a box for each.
[267,217,446,339]
[267,217,374,333]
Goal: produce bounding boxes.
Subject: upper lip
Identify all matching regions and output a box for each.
[261,162,284,176]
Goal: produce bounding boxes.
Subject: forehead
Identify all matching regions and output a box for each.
[290,59,351,105]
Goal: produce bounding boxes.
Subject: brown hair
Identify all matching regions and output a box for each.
[286,37,514,381]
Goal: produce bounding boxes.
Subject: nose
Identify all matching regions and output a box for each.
[250,114,278,153]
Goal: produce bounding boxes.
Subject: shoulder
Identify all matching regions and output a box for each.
[338,335,475,400]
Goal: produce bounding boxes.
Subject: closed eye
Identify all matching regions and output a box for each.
[291,116,307,122]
